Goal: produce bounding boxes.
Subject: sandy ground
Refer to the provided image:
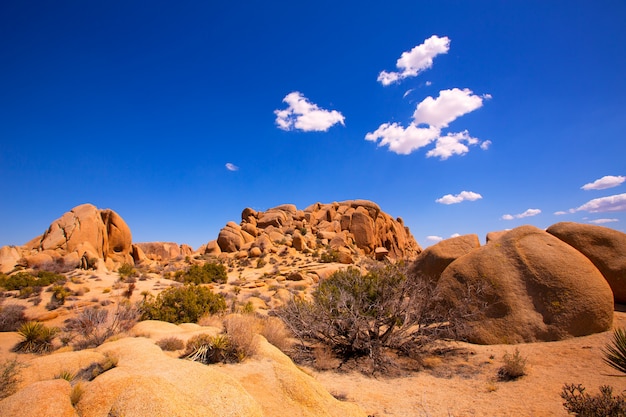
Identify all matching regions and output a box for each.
[2,267,626,416]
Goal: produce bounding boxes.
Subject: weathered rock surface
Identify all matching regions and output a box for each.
[411,234,480,286]
[1,322,366,417]
[547,222,626,303]
[134,242,194,262]
[212,200,421,261]
[0,204,134,272]
[433,226,614,344]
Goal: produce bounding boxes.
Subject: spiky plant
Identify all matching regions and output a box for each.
[13,321,58,353]
[603,327,626,375]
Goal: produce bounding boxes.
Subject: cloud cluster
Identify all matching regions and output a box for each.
[502,208,541,220]
[275,92,345,132]
[589,218,618,224]
[575,193,626,213]
[367,37,491,159]
[436,190,482,205]
[581,175,625,191]
[377,35,450,86]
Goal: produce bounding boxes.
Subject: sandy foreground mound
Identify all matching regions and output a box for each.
[0,321,365,417]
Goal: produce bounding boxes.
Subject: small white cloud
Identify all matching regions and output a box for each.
[413,88,485,128]
[377,35,450,86]
[502,208,542,220]
[225,163,239,171]
[274,92,345,132]
[425,81,432,86]
[480,140,492,150]
[403,89,414,99]
[450,233,461,238]
[436,191,483,205]
[427,235,443,242]
[426,130,480,160]
[554,211,569,216]
[365,122,440,155]
[581,175,625,191]
[575,193,626,213]
[589,218,619,224]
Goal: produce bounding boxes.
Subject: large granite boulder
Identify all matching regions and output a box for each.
[433,226,614,344]
[547,222,626,303]
[411,234,480,287]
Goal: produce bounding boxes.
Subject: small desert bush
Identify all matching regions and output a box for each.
[0,303,28,331]
[141,284,226,324]
[64,302,139,349]
[156,336,185,351]
[178,262,227,285]
[278,263,437,369]
[497,348,527,381]
[258,316,291,351]
[603,327,626,375]
[13,321,58,353]
[184,333,234,364]
[319,249,340,263]
[223,314,259,360]
[0,271,65,291]
[0,359,24,399]
[117,263,136,279]
[561,384,626,416]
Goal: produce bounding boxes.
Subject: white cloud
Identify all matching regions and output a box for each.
[427,235,443,242]
[589,218,619,224]
[413,88,486,128]
[450,233,461,238]
[480,140,492,150]
[274,92,345,132]
[377,35,450,86]
[581,175,625,191]
[554,210,570,216]
[426,130,480,160]
[365,123,440,155]
[403,89,414,99]
[225,163,239,171]
[436,191,483,205]
[425,81,432,86]
[575,193,626,213]
[501,208,542,220]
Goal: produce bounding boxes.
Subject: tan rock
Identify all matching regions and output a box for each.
[0,246,21,273]
[0,380,78,417]
[204,240,222,255]
[412,234,480,285]
[434,226,614,344]
[547,222,626,303]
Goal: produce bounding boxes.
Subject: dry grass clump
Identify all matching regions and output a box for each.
[257,315,292,351]
[156,336,185,351]
[223,314,259,360]
[0,359,24,399]
[497,348,527,381]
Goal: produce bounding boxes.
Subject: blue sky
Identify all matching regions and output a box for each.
[1,1,625,249]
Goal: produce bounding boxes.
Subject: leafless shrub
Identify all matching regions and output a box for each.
[223,314,259,360]
[0,304,28,331]
[258,315,291,351]
[497,348,527,381]
[277,263,443,371]
[156,336,185,351]
[64,301,139,349]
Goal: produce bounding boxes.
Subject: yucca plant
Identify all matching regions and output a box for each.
[184,333,231,364]
[13,321,58,353]
[603,327,626,375]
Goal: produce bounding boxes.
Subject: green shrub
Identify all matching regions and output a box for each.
[319,249,340,263]
[177,262,228,285]
[278,264,434,367]
[0,271,65,291]
[141,284,226,323]
[0,359,24,399]
[561,384,626,416]
[118,263,136,279]
[603,327,626,375]
[13,321,58,353]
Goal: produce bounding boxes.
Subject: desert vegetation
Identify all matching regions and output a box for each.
[140,284,227,323]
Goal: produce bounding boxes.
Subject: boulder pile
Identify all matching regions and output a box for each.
[208,200,422,262]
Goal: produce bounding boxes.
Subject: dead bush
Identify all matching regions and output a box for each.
[223,314,259,360]
[497,348,527,381]
[258,315,292,351]
[0,303,28,331]
[156,336,185,351]
[561,384,626,416]
[64,301,139,349]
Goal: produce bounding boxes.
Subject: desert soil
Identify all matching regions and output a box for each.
[2,266,626,416]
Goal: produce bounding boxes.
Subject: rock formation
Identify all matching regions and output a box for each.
[432,226,614,344]
[0,204,134,273]
[212,200,421,262]
[547,222,626,303]
[133,242,194,262]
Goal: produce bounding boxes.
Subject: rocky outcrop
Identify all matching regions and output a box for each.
[213,200,421,261]
[1,323,366,417]
[433,226,613,344]
[547,222,626,303]
[0,204,134,272]
[134,242,194,262]
[411,234,480,286]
